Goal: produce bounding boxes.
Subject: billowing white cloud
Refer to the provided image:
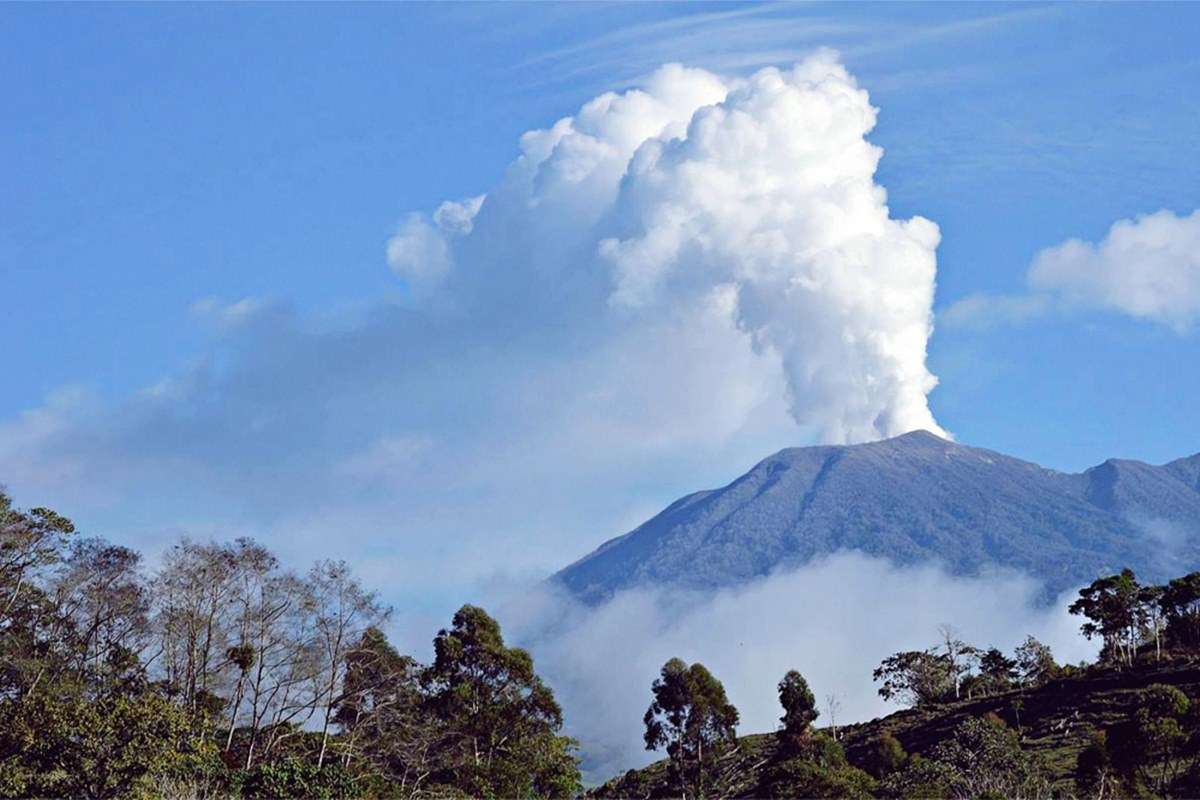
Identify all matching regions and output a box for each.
[599,56,944,442]
[386,194,486,298]
[415,52,946,443]
[432,195,486,236]
[1030,209,1200,332]
[944,209,1200,333]
[501,552,1098,782]
[386,214,454,297]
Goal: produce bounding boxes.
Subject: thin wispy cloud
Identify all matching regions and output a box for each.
[843,5,1059,60]
[508,4,1056,95]
[513,3,795,72]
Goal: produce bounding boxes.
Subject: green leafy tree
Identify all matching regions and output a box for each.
[643,658,740,798]
[1012,636,1057,688]
[1108,683,1191,794]
[0,687,203,799]
[0,492,76,699]
[873,650,952,708]
[1161,572,1200,652]
[0,491,75,619]
[777,670,818,750]
[978,647,1017,693]
[1075,730,1119,800]
[334,626,442,797]
[864,732,909,779]
[425,605,580,798]
[756,669,874,797]
[1069,569,1143,666]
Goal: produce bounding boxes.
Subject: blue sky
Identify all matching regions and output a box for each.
[3,2,1198,626]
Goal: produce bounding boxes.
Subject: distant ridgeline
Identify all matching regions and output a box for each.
[554,431,1200,603]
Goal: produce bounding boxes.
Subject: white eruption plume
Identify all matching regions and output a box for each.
[389,51,945,443]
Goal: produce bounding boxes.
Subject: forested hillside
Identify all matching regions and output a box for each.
[595,568,1200,799]
[596,660,1200,799]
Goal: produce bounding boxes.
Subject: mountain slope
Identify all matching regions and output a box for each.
[555,431,1200,603]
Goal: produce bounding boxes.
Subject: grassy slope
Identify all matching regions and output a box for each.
[592,660,1200,798]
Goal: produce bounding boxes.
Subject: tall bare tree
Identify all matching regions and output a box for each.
[307,559,389,769]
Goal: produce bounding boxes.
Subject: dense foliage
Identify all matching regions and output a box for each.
[0,490,579,798]
[607,566,1200,799]
[643,658,740,797]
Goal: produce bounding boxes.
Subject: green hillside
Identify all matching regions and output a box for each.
[593,660,1200,799]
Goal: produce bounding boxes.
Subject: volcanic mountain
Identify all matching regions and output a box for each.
[554,431,1200,603]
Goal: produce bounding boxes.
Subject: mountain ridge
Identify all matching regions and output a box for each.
[553,431,1200,603]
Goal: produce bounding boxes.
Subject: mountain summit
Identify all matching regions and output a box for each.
[554,431,1200,603]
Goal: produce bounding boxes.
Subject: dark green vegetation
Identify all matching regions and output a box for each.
[0,491,580,798]
[596,569,1200,799]
[556,431,1200,603]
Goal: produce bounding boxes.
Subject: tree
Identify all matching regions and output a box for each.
[777,670,818,747]
[1075,730,1117,800]
[873,650,952,708]
[1069,570,1142,666]
[1139,584,1166,662]
[221,538,276,754]
[863,731,908,779]
[334,626,439,797]
[154,539,240,713]
[1161,572,1200,652]
[1108,683,1191,794]
[643,658,739,798]
[425,605,580,798]
[306,559,389,770]
[979,647,1017,690]
[0,489,592,799]
[825,693,842,742]
[0,491,74,624]
[0,492,76,700]
[937,625,977,701]
[1013,636,1057,688]
[52,538,151,692]
[232,567,317,768]
[0,686,206,799]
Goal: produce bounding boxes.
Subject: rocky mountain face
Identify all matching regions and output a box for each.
[554,431,1200,603]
